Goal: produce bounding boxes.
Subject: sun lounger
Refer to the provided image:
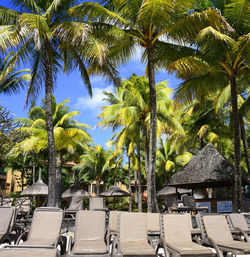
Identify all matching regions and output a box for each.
[89,197,107,211]
[198,214,250,256]
[0,207,16,244]
[115,212,156,257]
[227,213,250,242]
[1,198,14,207]
[67,210,110,257]
[161,214,213,257]
[0,207,63,257]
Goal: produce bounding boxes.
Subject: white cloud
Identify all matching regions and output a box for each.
[75,85,114,114]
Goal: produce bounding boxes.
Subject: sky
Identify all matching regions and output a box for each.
[0,1,183,148]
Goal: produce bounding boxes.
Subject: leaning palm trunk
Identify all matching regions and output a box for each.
[147,47,158,213]
[144,127,150,176]
[230,77,242,212]
[137,138,142,212]
[45,42,57,207]
[240,119,250,176]
[55,152,62,208]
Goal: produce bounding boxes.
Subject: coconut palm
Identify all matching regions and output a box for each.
[74,144,113,195]
[98,74,184,211]
[70,0,231,212]
[0,52,30,94]
[156,138,193,189]
[0,0,119,206]
[169,0,249,210]
[10,97,91,206]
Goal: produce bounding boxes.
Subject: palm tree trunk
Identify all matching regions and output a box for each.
[55,152,62,208]
[147,47,158,213]
[230,76,242,212]
[134,170,138,203]
[45,41,57,207]
[144,127,150,176]
[240,119,250,176]
[137,138,142,212]
[128,155,132,212]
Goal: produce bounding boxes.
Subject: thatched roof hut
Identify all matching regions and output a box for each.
[168,144,247,189]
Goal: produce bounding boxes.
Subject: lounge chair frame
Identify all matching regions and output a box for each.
[0,207,17,244]
[67,211,111,257]
[160,213,213,257]
[197,213,250,257]
[2,207,63,257]
[113,213,156,257]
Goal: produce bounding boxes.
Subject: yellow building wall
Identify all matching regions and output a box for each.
[5,169,27,194]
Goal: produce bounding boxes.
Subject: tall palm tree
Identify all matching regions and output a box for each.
[0,52,30,94]
[10,97,91,206]
[169,0,249,210]
[0,0,119,207]
[70,0,231,212]
[98,74,183,211]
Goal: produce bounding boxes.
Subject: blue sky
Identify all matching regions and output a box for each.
[0,2,182,148]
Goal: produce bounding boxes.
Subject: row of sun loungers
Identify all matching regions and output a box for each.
[1,206,250,257]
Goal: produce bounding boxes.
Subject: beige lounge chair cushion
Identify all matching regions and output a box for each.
[0,208,14,236]
[167,242,212,256]
[163,214,212,256]
[89,197,104,210]
[203,215,233,242]
[73,240,108,254]
[216,240,250,253]
[120,241,156,255]
[73,211,107,254]
[163,214,192,243]
[146,213,160,233]
[229,213,249,231]
[23,209,63,246]
[120,213,148,242]
[0,249,57,257]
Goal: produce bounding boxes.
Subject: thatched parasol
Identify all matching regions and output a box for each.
[157,186,191,197]
[62,185,89,198]
[99,185,130,210]
[168,144,237,189]
[21,169,48,196]
[99,185,130,197]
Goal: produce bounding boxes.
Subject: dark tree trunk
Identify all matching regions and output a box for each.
[33,157,36,184]
[96,180,100,196]
[147,47,158,213]
[230,76,242,212]
[134,170,138,203]
[55,152,62,208]
[45,41,57,207]
[128,154,132,212]
[137,137,142,212]
[241,119,250,176]
[21,168,24,191]
[144,127,150,176]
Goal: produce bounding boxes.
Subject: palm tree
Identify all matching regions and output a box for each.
[156,138,193,188]
[70,0,230,212]
[0,0,119,207]
[10,97,91,206]
[75,144,113,195]
[0,52,30,94]
[98,74,183,211]
[169,0,249,210]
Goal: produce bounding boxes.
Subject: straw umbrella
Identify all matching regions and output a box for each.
[21,168,48,206]
[99,185,131,210]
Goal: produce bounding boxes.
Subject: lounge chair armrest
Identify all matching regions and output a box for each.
[15,227,29,244]
[234,227,249,242]
[4,245,55,249]
[207,237,223,257]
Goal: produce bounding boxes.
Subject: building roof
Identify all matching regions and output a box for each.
[168,144,239,189]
